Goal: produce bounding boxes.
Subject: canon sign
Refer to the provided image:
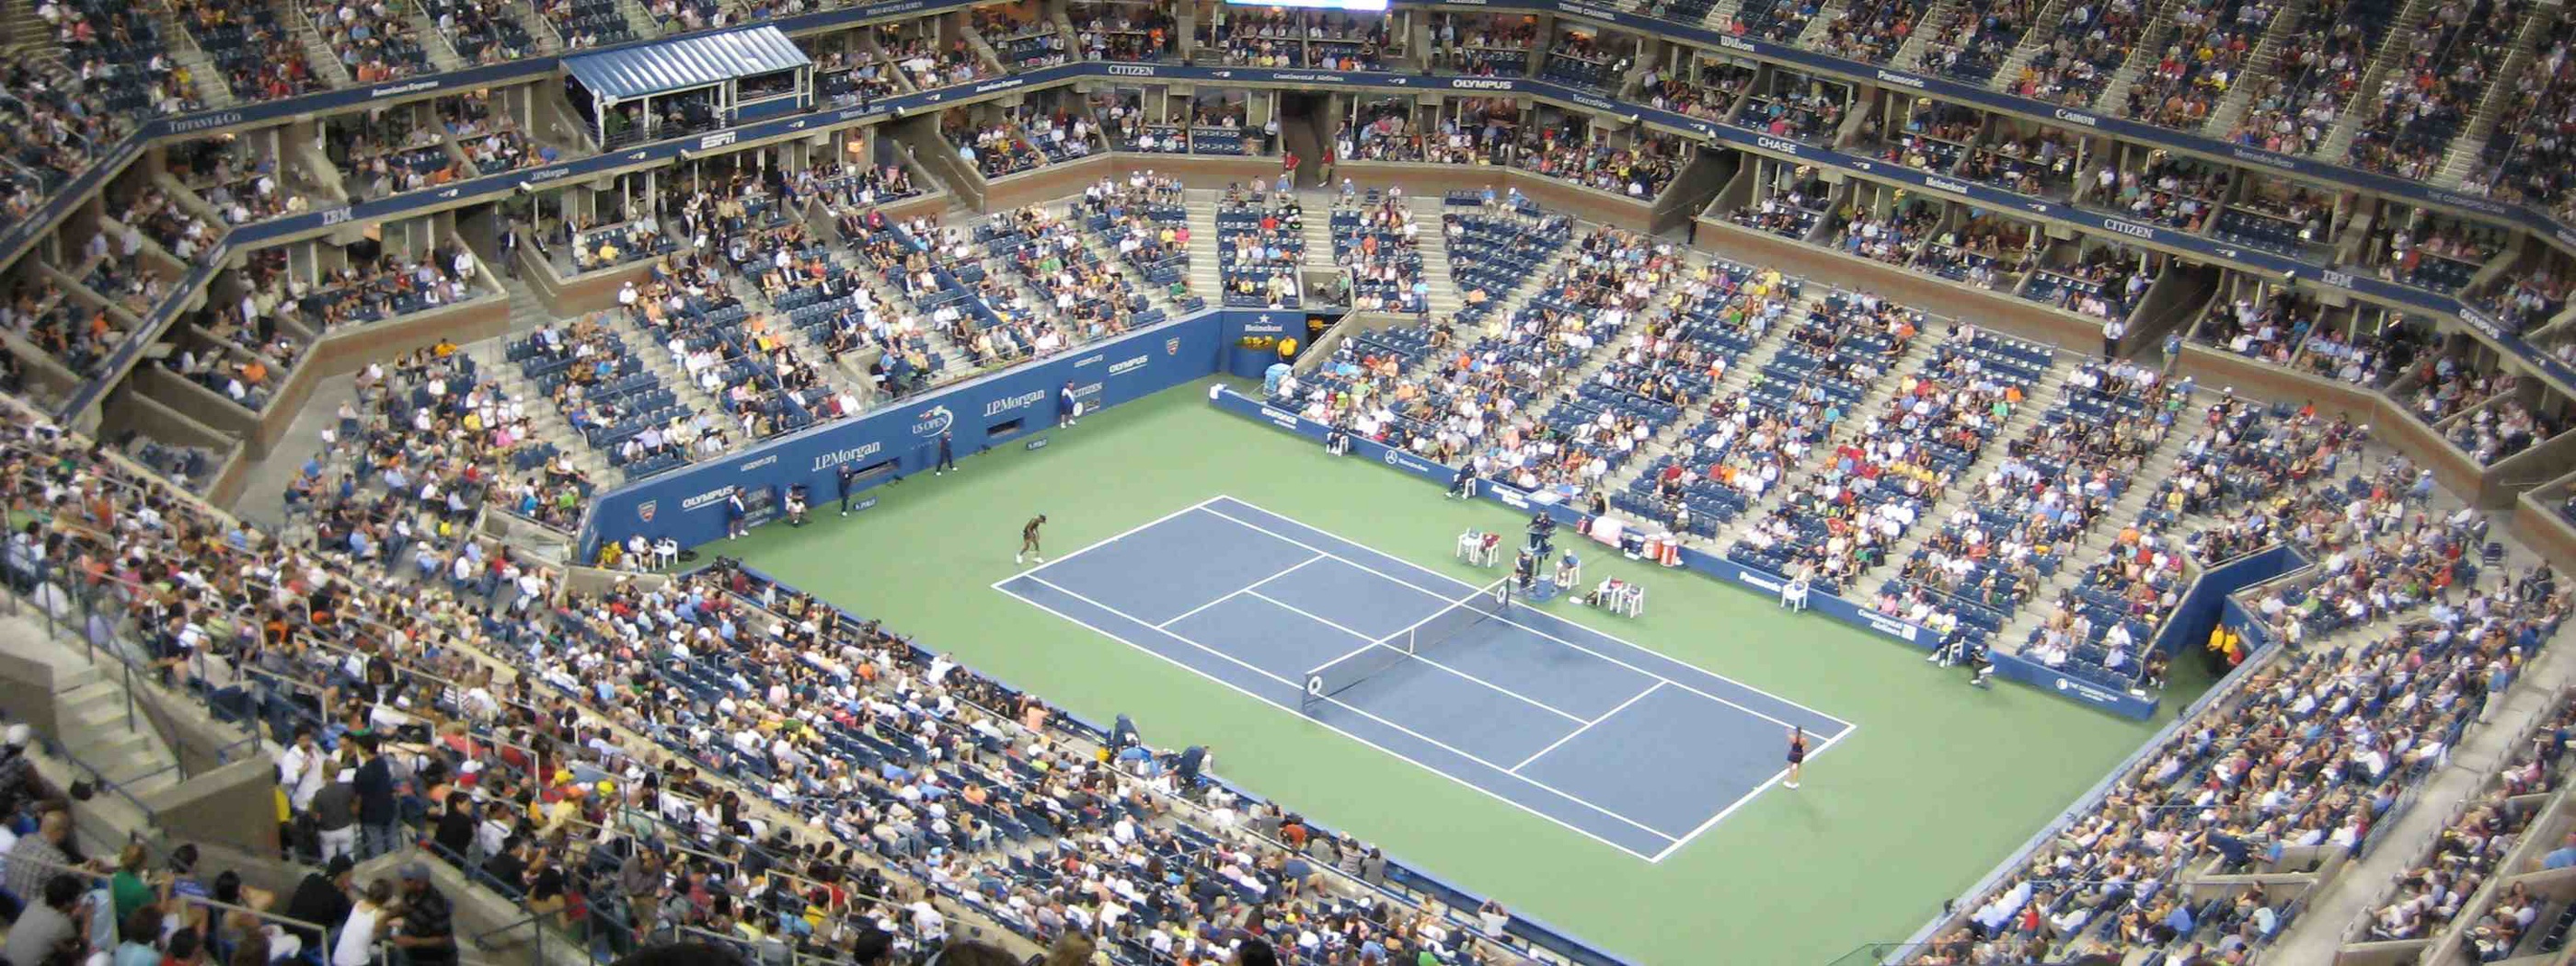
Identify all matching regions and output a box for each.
[2050,109,2099,127]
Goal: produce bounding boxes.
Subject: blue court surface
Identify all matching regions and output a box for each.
[993,495,1855,861]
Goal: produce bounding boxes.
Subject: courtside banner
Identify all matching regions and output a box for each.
[581,309,1228,557]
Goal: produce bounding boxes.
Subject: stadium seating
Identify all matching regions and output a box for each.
[1214,190,1305,309]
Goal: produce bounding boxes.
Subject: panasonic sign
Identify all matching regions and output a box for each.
[1875,70,1926,88]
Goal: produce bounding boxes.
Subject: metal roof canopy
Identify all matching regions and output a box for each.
[565,26,811,102]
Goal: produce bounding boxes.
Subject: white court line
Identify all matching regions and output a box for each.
[1243,590,1588,726]
[995,495,1228,588]
[1645,722,1861,864]
[1510,682,1664,773]
[1199,499,1852,735]
[994,581,1666,862]
[1156,554,1327,628]
[1018,574,1681,847]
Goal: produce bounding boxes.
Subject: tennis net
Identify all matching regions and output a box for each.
[1300,578,1512,712]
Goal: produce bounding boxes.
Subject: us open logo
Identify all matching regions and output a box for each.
[638,501,658,523]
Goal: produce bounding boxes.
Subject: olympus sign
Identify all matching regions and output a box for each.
[1108,354,1150,376]
[2101,218,2155,239]
[1451,78,1517,91]
[681,487,736,512]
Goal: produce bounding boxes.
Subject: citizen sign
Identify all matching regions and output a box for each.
[1107,65,1156,76]
[2101,218,2155,239]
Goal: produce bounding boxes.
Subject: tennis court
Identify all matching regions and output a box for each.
[994,495,1856,861]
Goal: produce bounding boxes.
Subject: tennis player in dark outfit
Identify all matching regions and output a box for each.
[1018,514,1047,565]
[1785,726,1807,789]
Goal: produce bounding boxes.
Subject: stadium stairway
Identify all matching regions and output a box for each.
[2435,9,2550,189]
[821,246,974,393]
[2094,0,2181,116]
[2198,0,2306,140]
[1972,378,2202,664]
[1068,211,1187,321]
[507,0,562,53]
[2317,0,2439,163]
[466,338,615,483]
[1987,0,2082,93]
[412,5,468,73]
[615,0,663,40]
[716,267,877,412]
[0,626,186,816]
[498,276,558,336]
[1844,348,2072,578]
[1893,0,1970,69]
[153,6,241,109]
[1710,316,1942,552]
[1595,278,1828,501]
[1698,0,1749,29]
[297,12,353,89]
[600,288,737,447]
[1183,189,1227,305]
[1408,193,1468,325]
[1793,0,1854,48]
[1305,197,1340,281]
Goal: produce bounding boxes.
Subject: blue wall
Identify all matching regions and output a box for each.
[580,310,1283,558]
